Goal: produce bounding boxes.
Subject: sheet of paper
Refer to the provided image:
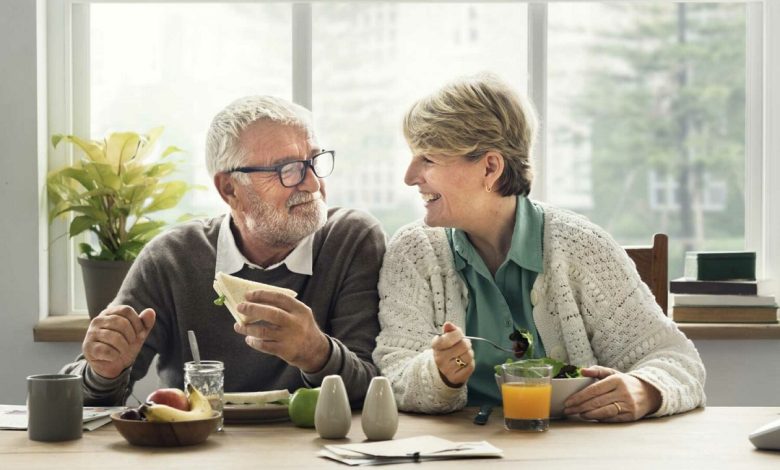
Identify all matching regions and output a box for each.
[83,415,113,431]
[321,435,502,466]
[327,435,456,458]
[82,406,126,423]
[318,449,415,466]
[0,405,125,431]
[0,406,28,430]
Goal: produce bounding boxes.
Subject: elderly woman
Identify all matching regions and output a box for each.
[373,73,705,421]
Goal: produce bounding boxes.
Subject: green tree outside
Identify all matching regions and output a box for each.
[562,3,746,277]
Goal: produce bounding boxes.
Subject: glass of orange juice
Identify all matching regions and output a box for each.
[500,361,553,432]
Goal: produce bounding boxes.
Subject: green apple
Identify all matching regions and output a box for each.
[288,387,320,428]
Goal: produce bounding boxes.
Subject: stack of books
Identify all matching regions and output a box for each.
[671,278,778,323]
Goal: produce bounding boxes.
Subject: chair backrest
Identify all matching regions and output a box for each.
[624,233,669,315]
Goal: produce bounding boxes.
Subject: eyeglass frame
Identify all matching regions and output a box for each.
[227,149,335,187]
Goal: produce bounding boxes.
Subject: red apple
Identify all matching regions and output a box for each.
[146,388,190,411]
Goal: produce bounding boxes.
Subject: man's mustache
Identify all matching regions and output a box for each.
[286,191,322,208]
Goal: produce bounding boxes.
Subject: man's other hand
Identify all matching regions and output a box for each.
[82,305,156,379]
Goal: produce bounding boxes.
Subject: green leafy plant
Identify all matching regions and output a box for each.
[47,127,197,261]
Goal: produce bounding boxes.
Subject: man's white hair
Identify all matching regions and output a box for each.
[205,95,315,178]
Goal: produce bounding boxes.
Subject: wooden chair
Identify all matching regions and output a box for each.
[624,233,669,315]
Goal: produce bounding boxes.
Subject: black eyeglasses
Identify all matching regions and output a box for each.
[229,150,335,187]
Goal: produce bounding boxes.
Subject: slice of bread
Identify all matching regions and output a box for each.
[223,389,291,406]
[212,271,297,325]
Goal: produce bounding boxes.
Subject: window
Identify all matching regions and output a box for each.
[312,2,527,234]
[546,2,749,276]
[53,3,293,313]
[90,3,292,218]
[649,170,728,212]
[47,1,762,315]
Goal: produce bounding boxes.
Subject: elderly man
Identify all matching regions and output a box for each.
[61,96,386,406]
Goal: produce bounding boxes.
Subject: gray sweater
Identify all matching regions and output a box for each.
[61,208,386,406]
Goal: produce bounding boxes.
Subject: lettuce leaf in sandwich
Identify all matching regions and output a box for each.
[212,271,297,325]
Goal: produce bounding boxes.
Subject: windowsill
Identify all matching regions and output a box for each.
[675,322,780,340]
[33,315,90,342]
[34,314,780,342]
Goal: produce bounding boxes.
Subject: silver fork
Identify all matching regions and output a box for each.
[436,334,515,354]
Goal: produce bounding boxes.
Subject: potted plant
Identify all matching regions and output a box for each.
[47,127,196,318]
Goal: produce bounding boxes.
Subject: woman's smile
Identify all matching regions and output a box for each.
[420,192,441,205]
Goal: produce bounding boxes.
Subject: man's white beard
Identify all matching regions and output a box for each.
[243,189,327,248]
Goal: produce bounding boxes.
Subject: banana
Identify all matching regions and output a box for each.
[186,383,214,415]
[140,384,214,423]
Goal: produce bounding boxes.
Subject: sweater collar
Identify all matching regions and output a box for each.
[214,213,314,277]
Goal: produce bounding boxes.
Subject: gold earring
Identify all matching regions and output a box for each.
[485,184,493,193]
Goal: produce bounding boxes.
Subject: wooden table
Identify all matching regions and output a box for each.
[2,407,778,469]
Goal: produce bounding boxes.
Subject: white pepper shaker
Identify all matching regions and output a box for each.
[361,376,398,440]
[315,375,352,439]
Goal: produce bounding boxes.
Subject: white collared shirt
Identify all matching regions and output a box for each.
[214,213,314,277]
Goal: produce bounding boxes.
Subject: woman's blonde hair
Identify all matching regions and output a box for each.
[403,73,537,196]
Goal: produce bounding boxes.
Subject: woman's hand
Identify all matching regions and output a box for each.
[562,366,662,422]
[432,322,475,388]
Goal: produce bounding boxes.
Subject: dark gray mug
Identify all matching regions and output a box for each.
[27,374,83,442]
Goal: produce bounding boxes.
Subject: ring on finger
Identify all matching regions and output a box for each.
[454,356,467,368]
[612,402,622,414]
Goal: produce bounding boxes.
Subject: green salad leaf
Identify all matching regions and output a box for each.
[213,294,226,306]
[495,327,582,378]
[494,357,582,378]
[267,397,290,406]
[509,327,534,358]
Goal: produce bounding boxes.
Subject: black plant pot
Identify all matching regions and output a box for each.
[77,257,133,319]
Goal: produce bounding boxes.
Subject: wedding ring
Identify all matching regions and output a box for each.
[612,402,622,414]
[454,357,467,368]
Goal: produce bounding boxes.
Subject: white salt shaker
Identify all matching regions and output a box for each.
[315,375,352,439]
[361,376,398,440]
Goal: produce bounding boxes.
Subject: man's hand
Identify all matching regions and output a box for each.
[82,305,156,379]
[233,290,330,373]
[432,322,475,388]
[562,365,662,422]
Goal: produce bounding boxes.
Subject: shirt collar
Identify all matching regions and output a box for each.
[215,213,314,277]
[449,195,544,274]
[507,195,544,273]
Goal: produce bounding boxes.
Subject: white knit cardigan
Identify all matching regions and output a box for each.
[373,204,706,416]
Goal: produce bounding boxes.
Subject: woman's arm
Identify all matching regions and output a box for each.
[572,225,706,417]
[372,224,468,414]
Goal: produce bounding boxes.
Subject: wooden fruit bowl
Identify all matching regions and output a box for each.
[111,411,220,447]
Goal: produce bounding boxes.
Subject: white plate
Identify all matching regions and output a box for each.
[222,403,289,424]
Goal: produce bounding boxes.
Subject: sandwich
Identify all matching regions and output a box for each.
[223,389,291,407]
[212,271,297,325]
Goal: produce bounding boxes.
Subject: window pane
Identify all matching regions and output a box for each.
[91,2,291,211]
[86,3,291,311]
[312,3,528,237]
[547,2,746,278]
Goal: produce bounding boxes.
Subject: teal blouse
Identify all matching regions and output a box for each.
[446,196,546,406]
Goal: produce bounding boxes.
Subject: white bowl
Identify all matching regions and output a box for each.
[549,376,595,418]
[495,374,595,419]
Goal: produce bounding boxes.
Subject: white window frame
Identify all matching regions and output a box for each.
[43,0,776,316]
